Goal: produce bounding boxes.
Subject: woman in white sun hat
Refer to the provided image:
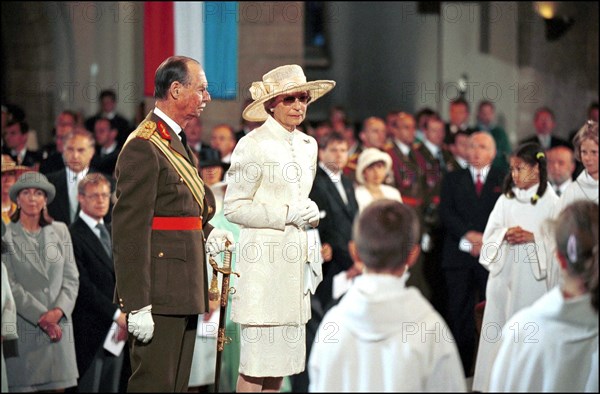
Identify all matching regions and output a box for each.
[224,64,335,392]
[355,147,403,211]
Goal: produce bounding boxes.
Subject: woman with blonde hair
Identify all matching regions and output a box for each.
[559,120,598,208]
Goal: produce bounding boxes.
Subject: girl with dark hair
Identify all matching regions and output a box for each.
[489,200,598,391]
[472,142,560,391]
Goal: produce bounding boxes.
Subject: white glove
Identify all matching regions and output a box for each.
[128,305,154,343]
[302,199,320,226]
[206,229,235,257]
[286,203,308,228]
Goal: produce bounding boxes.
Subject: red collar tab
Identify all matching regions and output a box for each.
[157,122,172,141]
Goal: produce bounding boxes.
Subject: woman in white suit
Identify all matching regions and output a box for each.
[3,172,79,392]
[224,65,335,392]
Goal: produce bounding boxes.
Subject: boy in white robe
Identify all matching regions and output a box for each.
[308,200,466,392]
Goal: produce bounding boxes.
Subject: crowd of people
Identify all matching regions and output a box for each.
[1,56,598,393]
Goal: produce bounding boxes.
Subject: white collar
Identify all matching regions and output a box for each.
[79,209,104,232]
[319,161,343,181]
[394,139,411,156]
[101,141,118,154]
[265,115,296,143]
[578,170,599,188]
[469,164,491,182]
[66,167,89,180]
[102,111,116,120]
[154,107,182,136]
[513,183,541,202]
[423,139,440,157]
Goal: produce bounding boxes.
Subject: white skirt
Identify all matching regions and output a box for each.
[239,324,306,377]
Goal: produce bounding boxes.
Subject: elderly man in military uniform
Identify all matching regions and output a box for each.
[112,56,234,392]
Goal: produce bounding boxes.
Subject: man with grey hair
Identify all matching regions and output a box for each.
[112,56,233,392]
[547,146,576,197]
[47,128,98,225]
[439,131,506,376]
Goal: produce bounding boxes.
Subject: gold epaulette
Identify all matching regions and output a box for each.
[135,120,157,140]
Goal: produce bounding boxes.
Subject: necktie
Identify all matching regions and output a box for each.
[96,223,112,257]
[436,150,446,173]
[179,131,194,162]
[555,187,562,197]
[475,172,483,196]
[180,131,188,147]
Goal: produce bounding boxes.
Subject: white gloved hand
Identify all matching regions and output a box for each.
[128,305,154,343]
[286,203,308,228]
[206,229,235,257]
[302,199,320,227]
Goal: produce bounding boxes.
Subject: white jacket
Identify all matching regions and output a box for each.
[308,274,466,392]
[224,116,317,325]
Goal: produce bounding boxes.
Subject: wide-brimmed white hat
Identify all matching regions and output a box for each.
[356,148,392,185]
[242,64,336,122]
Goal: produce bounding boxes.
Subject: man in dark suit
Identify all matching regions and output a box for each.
[70,173,127,392]
[439,131,505,377]
[385,111,432,300]
[2,119,42,169]
[112,56,233,392]
[309,131,360,312]
[46,129,100,225]
[445,97,476,146]
[293,131,359,392]
[386,112,427,208]
[415,115,457,314]
[40,110,77,175]
[90,117,121,179]
[182,115,219,165]
[520,106,571,150]
[85,89,132,146]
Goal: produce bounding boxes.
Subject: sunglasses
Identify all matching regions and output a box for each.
[279,93,312,106]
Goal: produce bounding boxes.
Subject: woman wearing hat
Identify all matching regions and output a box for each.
[3,172,79,392]
[224,64,335,392]
[1,154,31,224]
[355,148,403,211]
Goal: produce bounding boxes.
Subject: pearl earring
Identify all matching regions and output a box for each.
[270,108,274,112]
